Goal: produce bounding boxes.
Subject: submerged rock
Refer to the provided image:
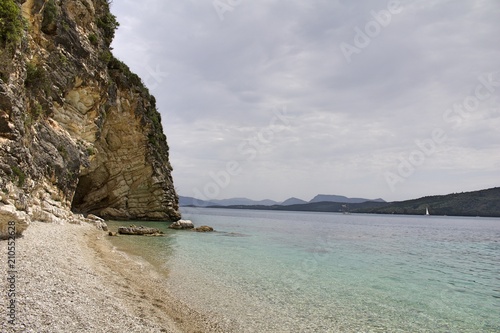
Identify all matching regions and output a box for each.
[117,225,163,235]
[168,219,194,230]
[194,225,214,232]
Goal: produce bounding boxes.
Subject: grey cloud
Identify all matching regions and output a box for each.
[111,0,500,201]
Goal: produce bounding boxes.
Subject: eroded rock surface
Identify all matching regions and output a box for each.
[0,0,181,232]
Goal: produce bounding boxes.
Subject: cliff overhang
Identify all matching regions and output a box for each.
[0,0,181,237]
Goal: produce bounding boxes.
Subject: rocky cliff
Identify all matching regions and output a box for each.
[0,0,181,234]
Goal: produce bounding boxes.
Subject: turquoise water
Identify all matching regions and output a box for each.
[108,209,500,332]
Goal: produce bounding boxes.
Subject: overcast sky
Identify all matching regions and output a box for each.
[111,0,500,202]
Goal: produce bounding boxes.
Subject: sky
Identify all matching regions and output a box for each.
[110,0,500,202]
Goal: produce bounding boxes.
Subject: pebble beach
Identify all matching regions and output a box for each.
[0,221,227,333]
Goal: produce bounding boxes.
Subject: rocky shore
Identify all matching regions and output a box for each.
[0,221,228,333]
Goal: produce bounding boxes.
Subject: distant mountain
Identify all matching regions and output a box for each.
[217,200,387,213]
[210,198,278,206]
[200,187,500,217]
[179,196,218,207]
[309,194,386,204]
[179,196,278,207]
[281,197,308,205]
[180,194,385,207]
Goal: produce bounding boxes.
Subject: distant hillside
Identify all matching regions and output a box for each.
[281,197,308,205]
[179,194,385,206]
[211,198,278,206]
[356,187,500,217]
[276,201,387,212]
[179,196,218,207]
[179,196,278,207]
[179,194,382,207]
[218,200,387,213]
[201,187,500,218]
[181,188,500,218]
[309,194,385,204]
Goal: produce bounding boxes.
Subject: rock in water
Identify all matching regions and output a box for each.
[194,226,214,232]
[168,219,194,230]
[117,225,163,235]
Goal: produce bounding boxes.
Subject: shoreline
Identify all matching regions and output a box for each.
[0,221,229,333]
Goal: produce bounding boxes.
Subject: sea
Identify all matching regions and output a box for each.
[106,208,500,333]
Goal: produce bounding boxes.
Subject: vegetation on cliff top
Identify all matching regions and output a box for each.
[96,5,119,45]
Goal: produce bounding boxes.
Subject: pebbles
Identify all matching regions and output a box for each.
[0,221,228,332]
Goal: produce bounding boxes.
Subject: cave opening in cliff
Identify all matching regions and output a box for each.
[71,175,89,214]
[71,174,106,215]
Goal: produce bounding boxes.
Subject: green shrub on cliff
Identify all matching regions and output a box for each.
[99,50,112,64]
[0,0,24,45]
[97,12,119,45]
[107,55,144,89]
[41,0,58,35]
[24,61,51,99]
[10,165,25,187]
[88,33,98,45]
[25,61,47,87]
[43,0,57,23]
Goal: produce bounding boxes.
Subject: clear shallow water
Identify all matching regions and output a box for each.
[108,209,500,332]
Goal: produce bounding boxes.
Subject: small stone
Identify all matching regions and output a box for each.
[194,225,214,232]
[118,225,162,235]
[168,219,194,230]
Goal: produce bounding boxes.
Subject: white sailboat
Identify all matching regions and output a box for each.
[425,207,430,216]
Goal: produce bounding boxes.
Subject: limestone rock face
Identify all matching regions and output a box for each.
[0,203,29,240]
[0,0,181,226]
